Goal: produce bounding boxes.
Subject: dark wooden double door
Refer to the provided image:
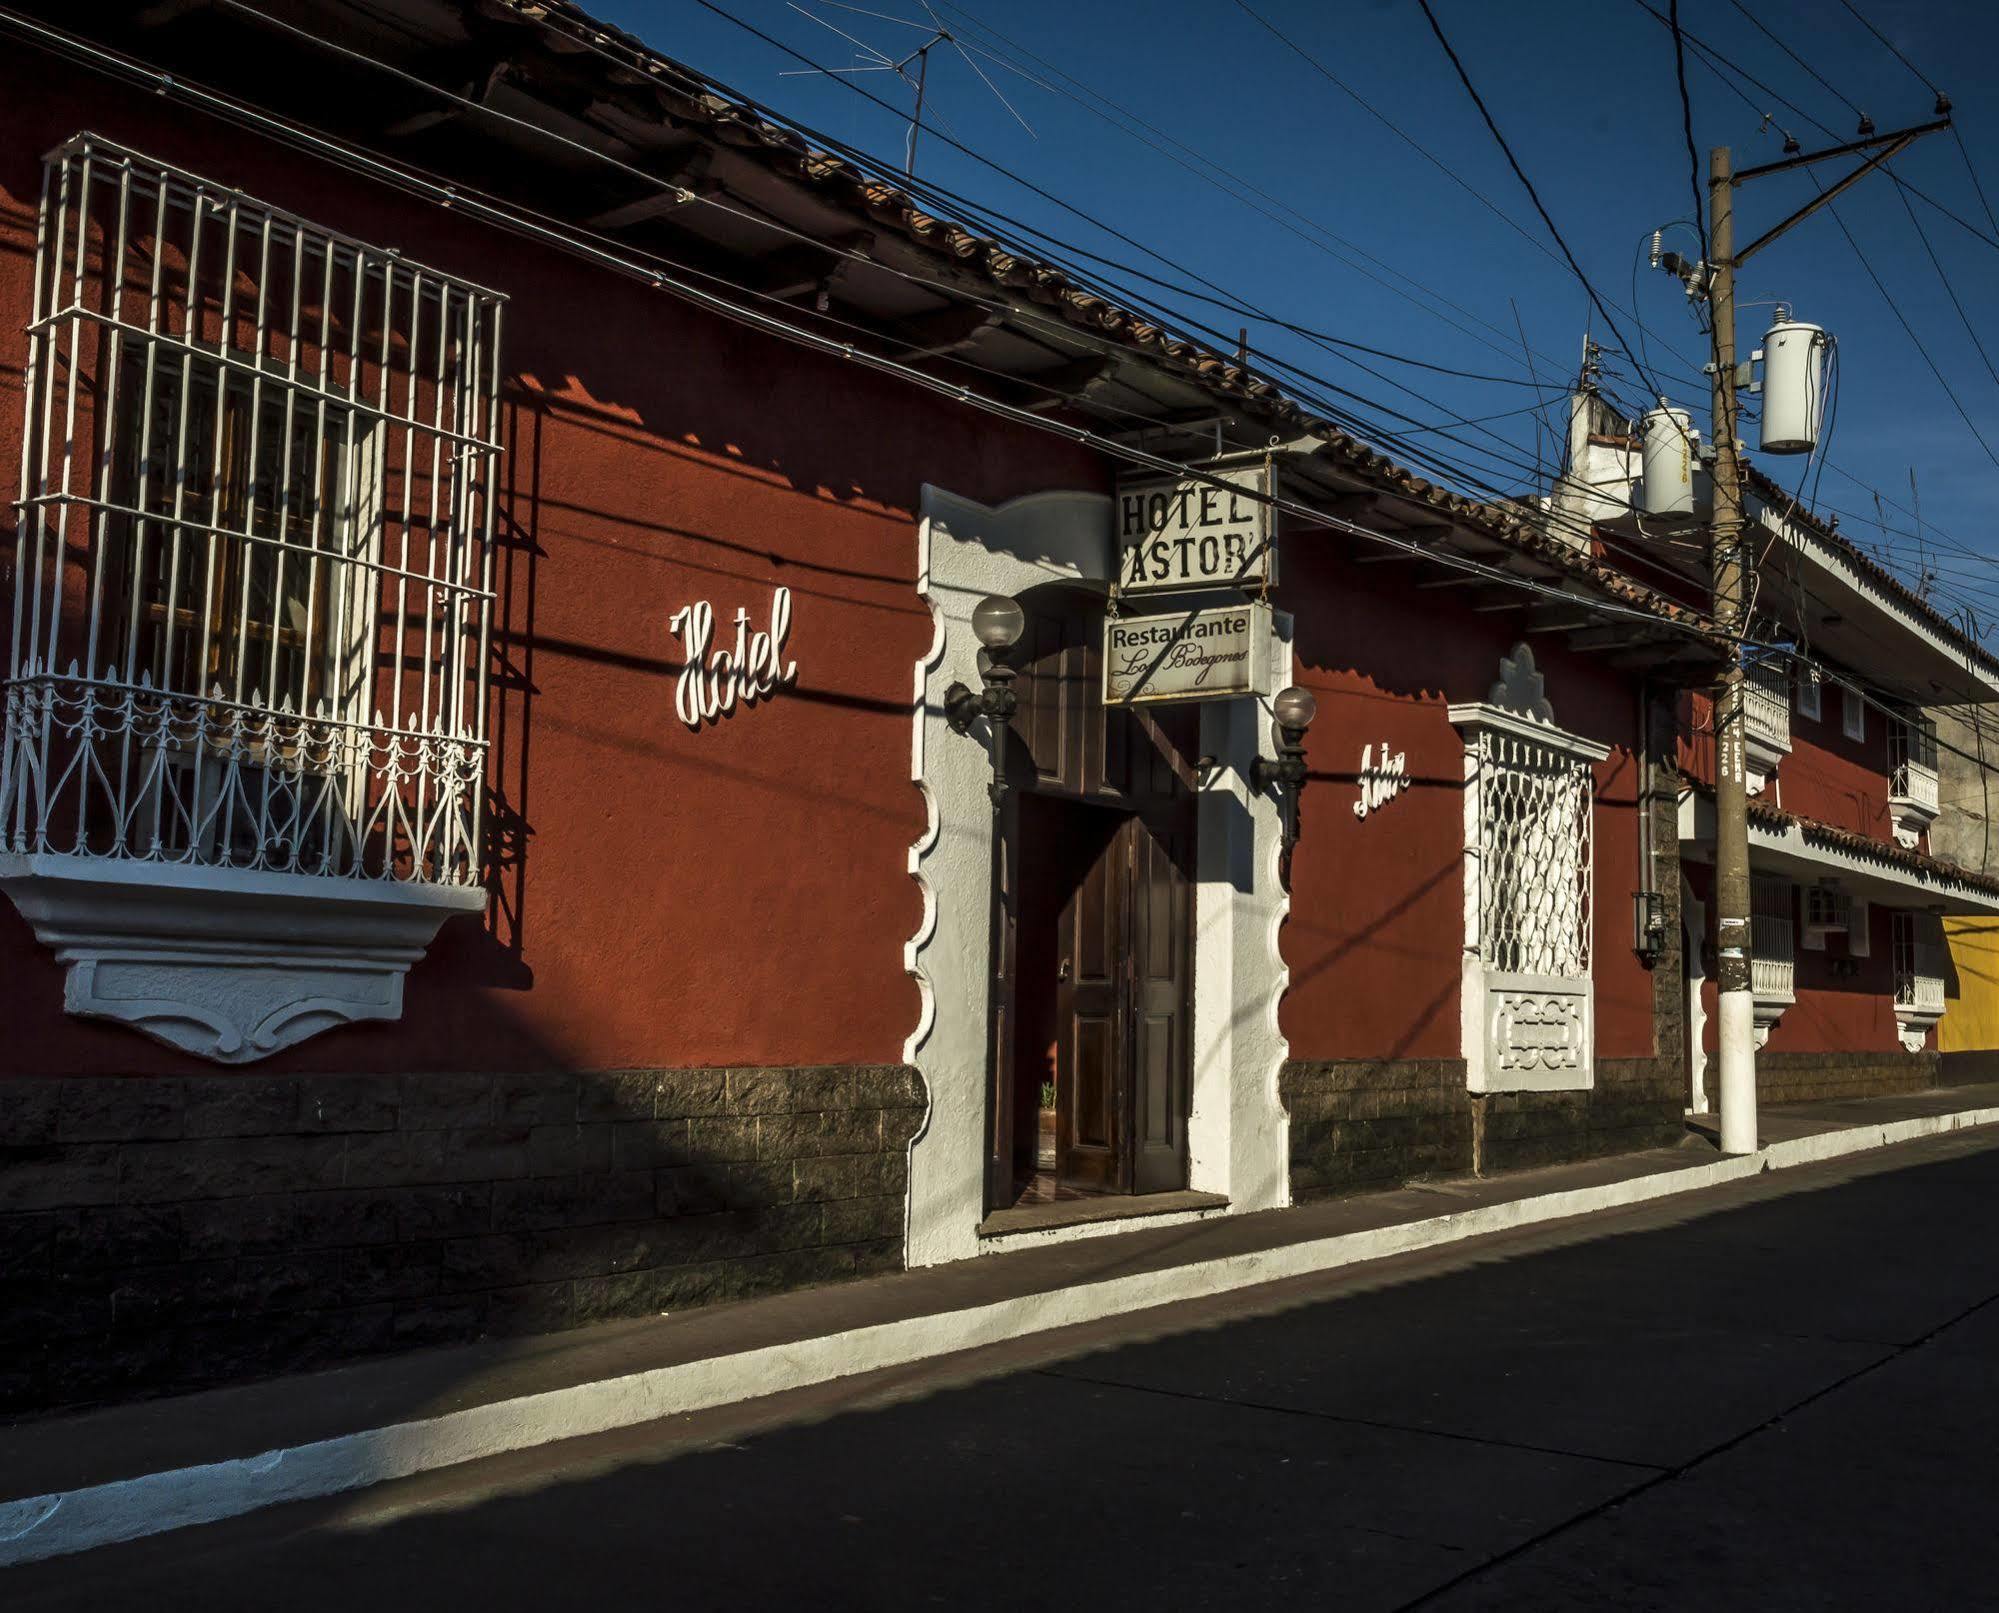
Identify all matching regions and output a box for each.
[992,590,1197,1207]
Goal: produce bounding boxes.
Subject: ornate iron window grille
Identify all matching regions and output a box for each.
[3,134,505,886]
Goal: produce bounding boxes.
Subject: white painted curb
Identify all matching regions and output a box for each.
[4,1103,1996,1568]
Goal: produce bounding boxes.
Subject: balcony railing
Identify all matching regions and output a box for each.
[1742,661,1792,791]
[1895,941,1947,1018]
[1890,758,1940,816]
[1,668,484,886]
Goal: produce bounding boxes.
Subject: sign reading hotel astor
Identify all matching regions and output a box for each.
[1104,602,1273,707]
[1116,461,1276,593]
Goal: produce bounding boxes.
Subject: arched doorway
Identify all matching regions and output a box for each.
[989,583,1199,1210]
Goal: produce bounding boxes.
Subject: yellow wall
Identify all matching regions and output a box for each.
[1943,917,1999,1051]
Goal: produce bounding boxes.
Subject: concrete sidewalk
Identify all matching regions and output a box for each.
[6,1080,1998,1567]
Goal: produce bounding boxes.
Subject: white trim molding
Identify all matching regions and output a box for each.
[1450,644,1611,1094]
[0,854,481,1063]
[905,484,1292,1268]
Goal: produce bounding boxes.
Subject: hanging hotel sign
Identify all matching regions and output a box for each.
[1115,460,1276,594]
[1104,601,1273,707]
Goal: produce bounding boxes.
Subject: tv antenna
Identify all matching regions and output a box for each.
[782,1,1043,176]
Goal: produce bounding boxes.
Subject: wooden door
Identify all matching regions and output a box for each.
[1054,809,1193,1194]
[1056,814,1125,1191]
[1129,807,1194,1193]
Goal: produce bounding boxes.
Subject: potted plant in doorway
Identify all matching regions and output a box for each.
[1037,1081,1057,1171]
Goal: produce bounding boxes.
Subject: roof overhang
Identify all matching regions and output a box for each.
[1748,497,1999,705]
[1679,790,1999,915]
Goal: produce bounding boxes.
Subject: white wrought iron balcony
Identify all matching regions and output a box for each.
[1750,878,1795,1048]
[1742,660,1791,795]
[1889,754,1941,850]
[1892,920,1947,1053]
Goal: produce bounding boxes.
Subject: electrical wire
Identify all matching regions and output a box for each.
[936,0,1622,391]
[0,1,1734,646]
[1834,0,1943,102]
[1722,0,1870,129]
[1668,0,1708,262]
[1217,0,1710,394]
[20,0,1999,744]
[1410,0,1671,405]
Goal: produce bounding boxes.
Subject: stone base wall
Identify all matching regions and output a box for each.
[0,1065,924,1416]
[1472,1058,1688,1175]
[1701,1050,1939,1108]
[1938,1050,1999,1087]
[1281,1060,1472,1199]
[1283,1054,1687,1201]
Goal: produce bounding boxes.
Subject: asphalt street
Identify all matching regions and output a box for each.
[9,1127,1999,1610]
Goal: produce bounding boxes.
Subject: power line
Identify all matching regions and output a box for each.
[1668,0,1708,261]
[1834,0,1943,102]
[1813,182,1999,472]
[1411,0,1670,403]
[1722,0,1869,130]
[0,2,1732,645]
[937,0,1623,390]
[1220,0,1710,393]
[1890,180,1999,392]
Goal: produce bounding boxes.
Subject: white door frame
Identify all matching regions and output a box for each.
[904,484,1293,1266]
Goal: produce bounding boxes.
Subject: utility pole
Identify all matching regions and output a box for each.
[1663,108,1950,1155]
[1706,143,1756,1155]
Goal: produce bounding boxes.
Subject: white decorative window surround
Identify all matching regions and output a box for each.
[1843,687,1866,742]
[0,135,501,1061]
[1450,644,1610,1093]
[1796,669,1821,723]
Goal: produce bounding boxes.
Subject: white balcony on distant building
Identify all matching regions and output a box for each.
[1743,660,1792,796]
[1750,875,1795,1049]
[1889,719,1941,849]
[1893,917,1947,1053]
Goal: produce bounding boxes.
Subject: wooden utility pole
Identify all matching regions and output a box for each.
[1671,114,1949,1155]
[1706,144,1756,1154]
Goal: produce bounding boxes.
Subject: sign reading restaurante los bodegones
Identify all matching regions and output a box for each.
[1116,460,1276,593]
[1104,601,1274,707]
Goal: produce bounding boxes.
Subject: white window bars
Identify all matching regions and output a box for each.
[4,134,504,887]
[1891,910,1947,1052]
[1450,645,1610,1093]
[1470,724,1595,979]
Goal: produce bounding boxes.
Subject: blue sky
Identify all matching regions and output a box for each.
[595,0,1999,629]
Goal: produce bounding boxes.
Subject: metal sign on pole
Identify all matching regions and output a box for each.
[1103,601,1274,707]
[1115,460,1277,595]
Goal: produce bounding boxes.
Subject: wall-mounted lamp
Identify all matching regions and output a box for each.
[943,593,1026,803]
[1250,684,1318,854]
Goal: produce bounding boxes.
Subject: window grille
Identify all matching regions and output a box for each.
[1471,725,1594,977]
[4,135,504,886]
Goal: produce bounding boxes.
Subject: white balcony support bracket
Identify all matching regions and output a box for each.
[1451,644,1610,1095]
[0,855,482,1063]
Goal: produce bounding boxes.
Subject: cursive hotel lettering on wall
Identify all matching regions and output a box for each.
[1353,742,1410,819]
[669,585,798,730]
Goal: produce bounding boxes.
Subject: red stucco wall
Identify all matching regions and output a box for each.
[0,61,1098,1078]
[1277,532,1658,1062]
